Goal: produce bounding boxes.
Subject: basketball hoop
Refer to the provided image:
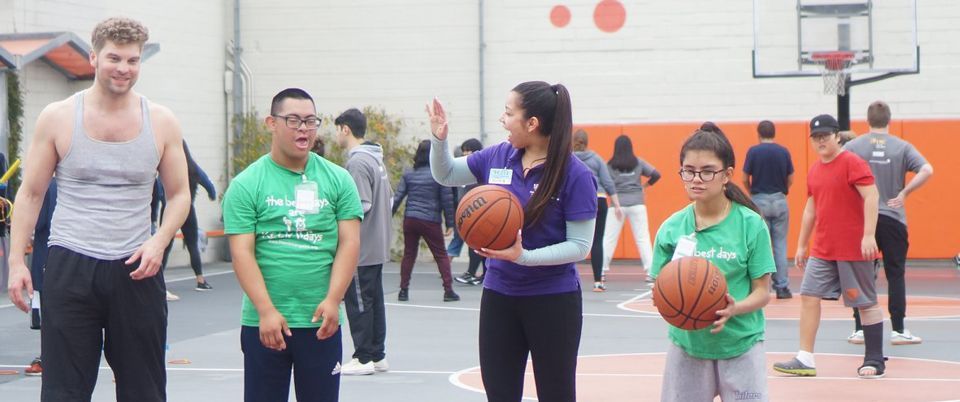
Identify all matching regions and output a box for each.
[811,51,855,96]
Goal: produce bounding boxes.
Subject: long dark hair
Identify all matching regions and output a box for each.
[183,140,199,200]
[680,123,760,214]
[413,139,430,169]
[608,135,639,172]
[512,81,573,226]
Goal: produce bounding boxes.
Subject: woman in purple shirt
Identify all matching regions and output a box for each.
[428,81,598,402]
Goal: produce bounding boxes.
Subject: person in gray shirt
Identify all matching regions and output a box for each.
[601,135,660,278]
[843,100,934,346]
[335,108,394,375]
[574,129,622,292]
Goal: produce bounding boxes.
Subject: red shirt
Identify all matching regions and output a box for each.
[807,151,876,261]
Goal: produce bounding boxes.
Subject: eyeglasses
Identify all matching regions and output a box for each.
[272,114,321,129]
[811,133,835,142]
[679,168,725,182]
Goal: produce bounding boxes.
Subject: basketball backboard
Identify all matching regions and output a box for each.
[753,0,918,79]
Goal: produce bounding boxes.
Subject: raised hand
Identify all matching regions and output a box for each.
[425,98,449,140]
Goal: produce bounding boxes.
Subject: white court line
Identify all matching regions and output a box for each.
[386,301,657,319]
[0,364,456,375]
[0,269,236,310]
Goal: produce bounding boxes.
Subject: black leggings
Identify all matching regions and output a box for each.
[591,197,608,282]
[160,203,203,277]
[466,248,486,277]
[479,288,582,402]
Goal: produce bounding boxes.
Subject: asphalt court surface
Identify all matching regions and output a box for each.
[2,259,959,401]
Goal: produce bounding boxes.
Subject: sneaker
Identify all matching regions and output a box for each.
[443,290,460,302]
[24,358,41,377]
[775,287,793,299]
[891,329,922,345]
[166,291,180,301]
[454,272,475,285]
[373,359,389,373]
[847,330,865,345]
[195,281,213,291]
[471,275,484,285]
[340,358,375,376]
[772,357,817,377]
[592,282,606,292]
[397,289,409,302]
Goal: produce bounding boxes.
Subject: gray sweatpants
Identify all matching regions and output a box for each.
[661,342,768,402]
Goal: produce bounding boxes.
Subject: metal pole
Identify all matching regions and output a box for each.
[232,0,244,174]
[478,0,486,144]
[838,77,851,130]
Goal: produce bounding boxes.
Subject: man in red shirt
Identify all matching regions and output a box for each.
[773,114,885,379]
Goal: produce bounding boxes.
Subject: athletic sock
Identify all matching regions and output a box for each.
[796,350,816,368]
[863,322,884,362]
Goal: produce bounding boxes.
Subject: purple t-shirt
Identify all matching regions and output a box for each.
[466,142,598,296]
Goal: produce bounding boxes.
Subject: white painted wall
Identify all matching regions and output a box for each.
[237,0,482,147]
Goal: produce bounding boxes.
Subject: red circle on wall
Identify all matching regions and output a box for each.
[594,0,626,33]
[550,5,572,28]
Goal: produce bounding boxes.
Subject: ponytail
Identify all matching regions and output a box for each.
[512,81,573,226]
[724,182,760,215]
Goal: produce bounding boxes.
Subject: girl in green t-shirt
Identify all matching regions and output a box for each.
[652,123,776,402]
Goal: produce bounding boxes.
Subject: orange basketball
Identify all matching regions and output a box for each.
[652,257,729,331]
[456,185,524,250]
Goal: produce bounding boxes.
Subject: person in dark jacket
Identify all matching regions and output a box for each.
[453,139,487,286]
[393,140,459,302]
[23,180,58,376]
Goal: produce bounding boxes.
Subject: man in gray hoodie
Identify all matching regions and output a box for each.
[334,108,394,376]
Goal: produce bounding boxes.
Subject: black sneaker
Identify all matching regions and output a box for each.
[398,289,409,302]
[454,272,475,285]
[468,275,483,286]
[775,287,793,299]
[443,290,460,302]
[195,281,213,291]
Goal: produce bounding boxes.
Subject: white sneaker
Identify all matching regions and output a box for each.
[340,358,375,375]
[373,359,389,372]
[847,330,864,345]
[891,329,922,345]
[166,291,180,302]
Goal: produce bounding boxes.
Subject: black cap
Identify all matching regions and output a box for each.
[810,114,839,135]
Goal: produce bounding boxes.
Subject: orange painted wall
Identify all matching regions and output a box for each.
[577,119,957,260]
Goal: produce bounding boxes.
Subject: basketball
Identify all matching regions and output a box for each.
[456,185,524,251]
[653,257,729,331]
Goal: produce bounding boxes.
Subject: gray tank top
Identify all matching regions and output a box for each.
[49,92,160,260]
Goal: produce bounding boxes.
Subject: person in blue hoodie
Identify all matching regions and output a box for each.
[573,129,621,292]
[393,140,459,303]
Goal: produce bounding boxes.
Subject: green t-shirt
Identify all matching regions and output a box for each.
[223,153,363,328]
[651,203,775,360]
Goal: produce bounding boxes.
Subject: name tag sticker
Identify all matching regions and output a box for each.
[672,234,697,260]
[489,168,512,185]
[295,180,319,214]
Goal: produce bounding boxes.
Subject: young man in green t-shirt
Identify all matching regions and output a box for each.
[223,88,363,402]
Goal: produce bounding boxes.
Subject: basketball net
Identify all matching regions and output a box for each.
[812,52,855,96]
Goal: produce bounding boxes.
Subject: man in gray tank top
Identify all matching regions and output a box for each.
[843,100,934,346]
[6,17,190,402]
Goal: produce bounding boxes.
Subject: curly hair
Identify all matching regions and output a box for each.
[91,17,149,52]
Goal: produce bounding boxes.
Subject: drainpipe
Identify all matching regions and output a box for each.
[231,0,244,175]
[478,0,486,144]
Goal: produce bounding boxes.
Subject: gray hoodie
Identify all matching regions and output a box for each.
[574,150,617,196]
[346,142,393,266]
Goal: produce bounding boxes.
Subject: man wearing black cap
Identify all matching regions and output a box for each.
[773,114,886,379]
